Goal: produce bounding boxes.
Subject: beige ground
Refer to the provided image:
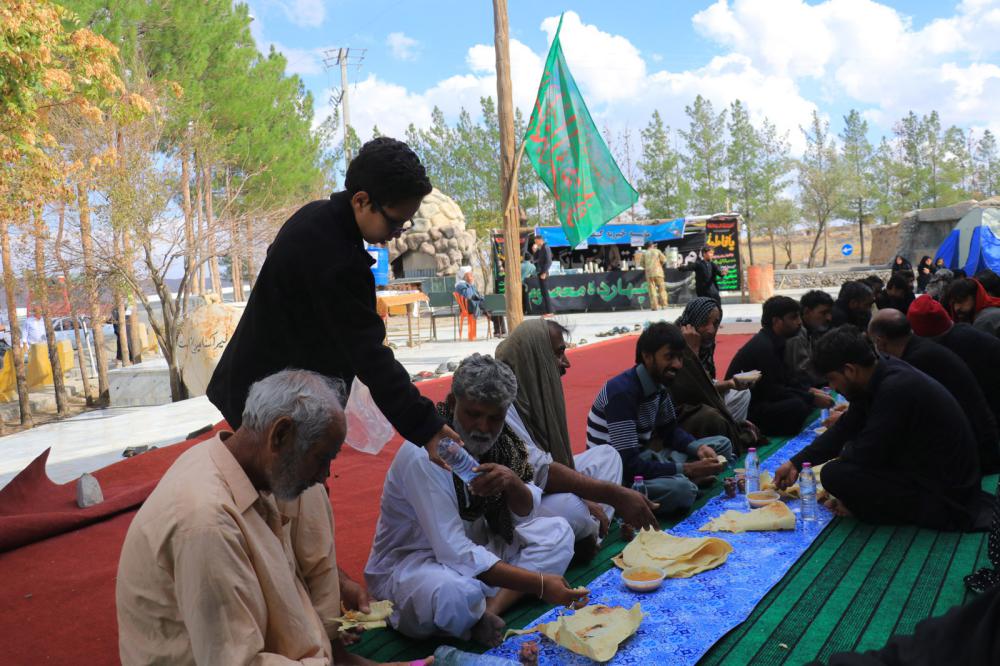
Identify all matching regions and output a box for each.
[742,226,877,268]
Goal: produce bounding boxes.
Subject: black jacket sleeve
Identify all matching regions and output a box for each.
[315,263,444,446]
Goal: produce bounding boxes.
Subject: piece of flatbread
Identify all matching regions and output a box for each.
[759,470,799,499]
[716,454,728,465]
[506,604,644,662]
[699,501,797,533]
[611,528,732,577]
[334,600,394,633]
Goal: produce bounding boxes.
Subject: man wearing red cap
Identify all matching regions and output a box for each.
[908,294,1000,441]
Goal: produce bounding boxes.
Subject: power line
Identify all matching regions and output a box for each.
[322,48,366,165]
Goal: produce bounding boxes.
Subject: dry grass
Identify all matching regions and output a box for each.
[743,227,878,268]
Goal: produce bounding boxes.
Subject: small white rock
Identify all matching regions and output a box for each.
[76,473,104,508]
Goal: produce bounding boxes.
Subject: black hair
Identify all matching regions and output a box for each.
[919,256,933,267]
[976,269,1000,297]
[953,269,968,278]
[344,137,432,206]
[801,290,834,311]
[886,273,911,292]
[702,245,714,254]
[546,319,571,340]
[635,322,686,363]
[839,280,874,303]
[761,295,800,329]
[944,278,979,307]
[868,310,911,340]
[861,275,884,290]
[812,325,877,375]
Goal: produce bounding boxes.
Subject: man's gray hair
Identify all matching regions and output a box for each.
[451,353,518,408]
[242,369,345,452]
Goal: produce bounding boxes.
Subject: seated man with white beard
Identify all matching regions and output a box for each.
[365,354,587,647]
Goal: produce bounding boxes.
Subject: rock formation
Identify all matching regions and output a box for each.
[387,189,477,277]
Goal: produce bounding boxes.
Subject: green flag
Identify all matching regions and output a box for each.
[523,15,639,245]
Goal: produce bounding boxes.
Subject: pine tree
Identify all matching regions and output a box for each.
[839,109,875,263]
[726,100,763,264]
[974,130,1000,197]
[680,95,727,214]
[637,111,686,219]
[799,111,845,268]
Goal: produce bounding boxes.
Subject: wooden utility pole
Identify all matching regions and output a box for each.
[493,0,524,328]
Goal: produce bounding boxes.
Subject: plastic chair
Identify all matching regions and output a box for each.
[483,293,508,338]
[426,291,457,341]
[454,292,478,341]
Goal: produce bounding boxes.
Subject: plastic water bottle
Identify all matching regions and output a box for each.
[745,448,760,494]
[437,438,480,484]
[632,475,648,497]
[799,462,817,522]
[432,646,519,665]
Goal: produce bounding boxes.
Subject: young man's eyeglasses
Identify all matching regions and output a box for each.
[371,200,413,231]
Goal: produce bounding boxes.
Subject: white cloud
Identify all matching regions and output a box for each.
[387,32,420,61]
[276,0,325,28]
[322,2,1000,166]
[692,0,1000,130]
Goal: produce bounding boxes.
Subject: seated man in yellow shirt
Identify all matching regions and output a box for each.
[116,369,422,666]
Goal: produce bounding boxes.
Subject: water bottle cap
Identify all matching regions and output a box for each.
[802,462,812,468]
[748,447,757,452]
[633,476,644,482]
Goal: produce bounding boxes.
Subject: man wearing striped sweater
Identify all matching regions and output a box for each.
[587,322,732,515]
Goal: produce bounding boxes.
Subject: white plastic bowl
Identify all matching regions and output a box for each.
[621,566,667,592]
[747,490,780,508]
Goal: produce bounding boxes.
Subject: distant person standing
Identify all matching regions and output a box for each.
[207,137,460,468]
[531,234,554,315]
[639,242,668,310]
[678,245,728,305]
[916,256,934,293]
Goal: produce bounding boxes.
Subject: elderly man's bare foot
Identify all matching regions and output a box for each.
[519,640,540,665]
[471,611,506,647]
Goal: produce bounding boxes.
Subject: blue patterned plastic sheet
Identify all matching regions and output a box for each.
[487,423,834,664]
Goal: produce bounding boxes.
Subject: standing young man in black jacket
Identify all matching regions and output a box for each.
[678,246,727,304]
[207,138,460,466]
[531,235,554,315]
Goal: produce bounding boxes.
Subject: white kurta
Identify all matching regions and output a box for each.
[505,407,623,543]
[364,442,574,640]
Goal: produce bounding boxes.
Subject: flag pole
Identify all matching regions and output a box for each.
[493,0,524,328]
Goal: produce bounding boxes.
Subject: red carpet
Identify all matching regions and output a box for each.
[0,333,749,665]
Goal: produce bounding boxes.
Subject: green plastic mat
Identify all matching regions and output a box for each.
[699,473,997,665]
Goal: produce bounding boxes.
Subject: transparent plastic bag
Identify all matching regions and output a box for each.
[344,377,395,454]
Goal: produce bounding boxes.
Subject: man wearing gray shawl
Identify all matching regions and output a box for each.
[496,319,658,552]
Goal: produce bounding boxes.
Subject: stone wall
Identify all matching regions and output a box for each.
[387,188,477,277]
[869,224,902,265]
[773,267,893,290]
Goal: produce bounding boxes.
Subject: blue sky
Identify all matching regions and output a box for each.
[245,0,1000,155]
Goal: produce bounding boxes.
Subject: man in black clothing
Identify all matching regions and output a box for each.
[785,289,834,387]
[908,295,1000,442]
[726,296,834,436]
[531,235,554,314]
[774,326,985,531]
[678,245,727,304]
[869,308,1000,473]
[207,137,459,467]
[875,273,915,313]
[831,280,875,329]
